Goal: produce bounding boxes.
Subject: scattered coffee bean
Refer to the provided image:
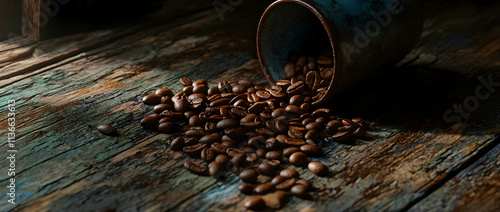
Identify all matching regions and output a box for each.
[291,184,307,198]
[170,137,184,151]
[244,196,266,210]
[142,94,163,105]
[280,168,299,179]
[308,161,328,176]
[289,152,308,166]
[184,161,207,175]
[238,183,254,195]
[239,169,258,183]
[254,183,275,195]
[96,124,118,136]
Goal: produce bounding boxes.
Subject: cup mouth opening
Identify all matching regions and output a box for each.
[257,0,338,105]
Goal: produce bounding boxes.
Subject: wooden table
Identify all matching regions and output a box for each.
[0,0,498,211]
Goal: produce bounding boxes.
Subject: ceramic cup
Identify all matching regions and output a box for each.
[257,0,423,106]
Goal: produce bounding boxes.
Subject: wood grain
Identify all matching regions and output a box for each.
[0,1,498,212]
[22,0,40,41]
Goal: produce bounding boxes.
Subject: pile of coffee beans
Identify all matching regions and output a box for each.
[139,55,367,210]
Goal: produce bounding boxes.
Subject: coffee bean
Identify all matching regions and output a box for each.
[265,150,283,161]
[283,138,307,147]
[285,105,303,115]
[353,126,367,138]
[155,88,174,97]
[284,63,295,79]
[352,117,365,124]
[193,79,207,86]
[207,87,221,96]
[208,161,224,180]
[291,184,307,198]
[142,94,162,105]
[304,129,318,140]
[189,115,202,126]
[239,169,258,183]
[287,128,304,139]
[184,160,207,175]
[296,179,311,190]
[300,144,321,156]
[216,119,239,129]
[280,168,299,178]
[214,154,230,165]
[244,196,266,210]
[183,86,194,95]
[261,190,289,209]
[289,94,305,106]
[331,131,351,142]
[174,98,189,112]
[193,84,209,95]
[218,81,232,93]
[282,147,301,157]
[248,101,267,113]
[286,81,304,96]
[265,138,279,150]
[185,129,208,139]
[210,98,230,107]
[267,85,286,99]
[271,175,287,185]
[158,122,175,133]
[254,183,275,195]
[211,142,227,154]
[256,149,267,158]
[257,162,276,176]
[238,78,254,88]
[161,96,173,105]
[184,137,198,146]
[289,152,308,166]
[238,183,254,195]
[96,124,117,136]
[183,143,206,157]
[317,56,333,66]
[170,137,185,151]
[276,178,296,190]
[308,161,328,176]
[201,147,216,162]
[199,134,220,145]
[246,153,259,163]
[180,76,192,86]
[305,71,321,91]
[232,84,246,94]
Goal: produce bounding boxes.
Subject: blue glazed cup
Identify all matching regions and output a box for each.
[257,0,423,106]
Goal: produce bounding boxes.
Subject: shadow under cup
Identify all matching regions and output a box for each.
[257,0,423,106]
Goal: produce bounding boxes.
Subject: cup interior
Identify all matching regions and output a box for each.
[257,1,333,84]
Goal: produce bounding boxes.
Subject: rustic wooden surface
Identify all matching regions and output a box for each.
[22,0,40,41]
[0,0,498,211]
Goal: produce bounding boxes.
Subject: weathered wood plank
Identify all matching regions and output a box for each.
[408,141,499,212]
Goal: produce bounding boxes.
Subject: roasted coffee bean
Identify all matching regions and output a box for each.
[352,117,365,124]
[184,137,198,146]
[280,168,299,178]
[268,160,281,168]
[285,105,303,115]
[211,142,227,154]
[226,147,245,157]
[158,122,175,133]
[317,56,333,66]
[214,154,230,165]
[231,106,247,117]
[207,87,221,96]
[326,120,343,132]
[284,138,307,147]
[289,152,308,166]
[208,161,224,179]
[283,147,301,157]
[320,68,334,80]
[201,147,216,162]
[271,175,287,185]
[238,183,254,195]
[161,96,173,105]
[248,101,267,113]
[338,124,357,133]
[241,121,263,130]
[244,196,266,211]
[193,84,209,95]
[218,81,232,93]
[183,143,206,157]
[246,153,259,163]
[287,128,304,139]
[256,149,267,158]
[231,153,246,167]
[305,71,321,91]
[232,84,246,94]
[308,161,328,176]
[225,127,246,140]
[185,129,208,139]
[193,79,207,86]
[142,94,162,105]
[161,111,185,120]
[183,86,194,95]
[268,85,286,99]
[216,119,239,129]
[204,122,217,133]
[229,94,246,105]
[276,178,296,190]
[300,102,310,111]
[173,98,189,112]
[284,63,295,79]
[286,81,304,96]
[239,169,258,183]
[184,111,196,120]
[304,129,318,140]
[257,162,276,176]
[296,56,307,68]
[189,115,202,126]
[184,160,207,175]
[265,138,279,150]
[266,150,283,161]
[291,184,307,198]
[155,88,174,97]
[296,179,311,190]
[238,78,254,88]
[179,77,193,86]
[256,90,271,99]
[199,134,220,145]
[170,137,185,151]
[254,183,275,195]
[305,122,320,131]
[331,131,351,142]
[289,94,305,106]
[210,98,230,107]
[153,104,171,114]
[96,124,117,136]
[353,126,367,138]
[300,144,321,156]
